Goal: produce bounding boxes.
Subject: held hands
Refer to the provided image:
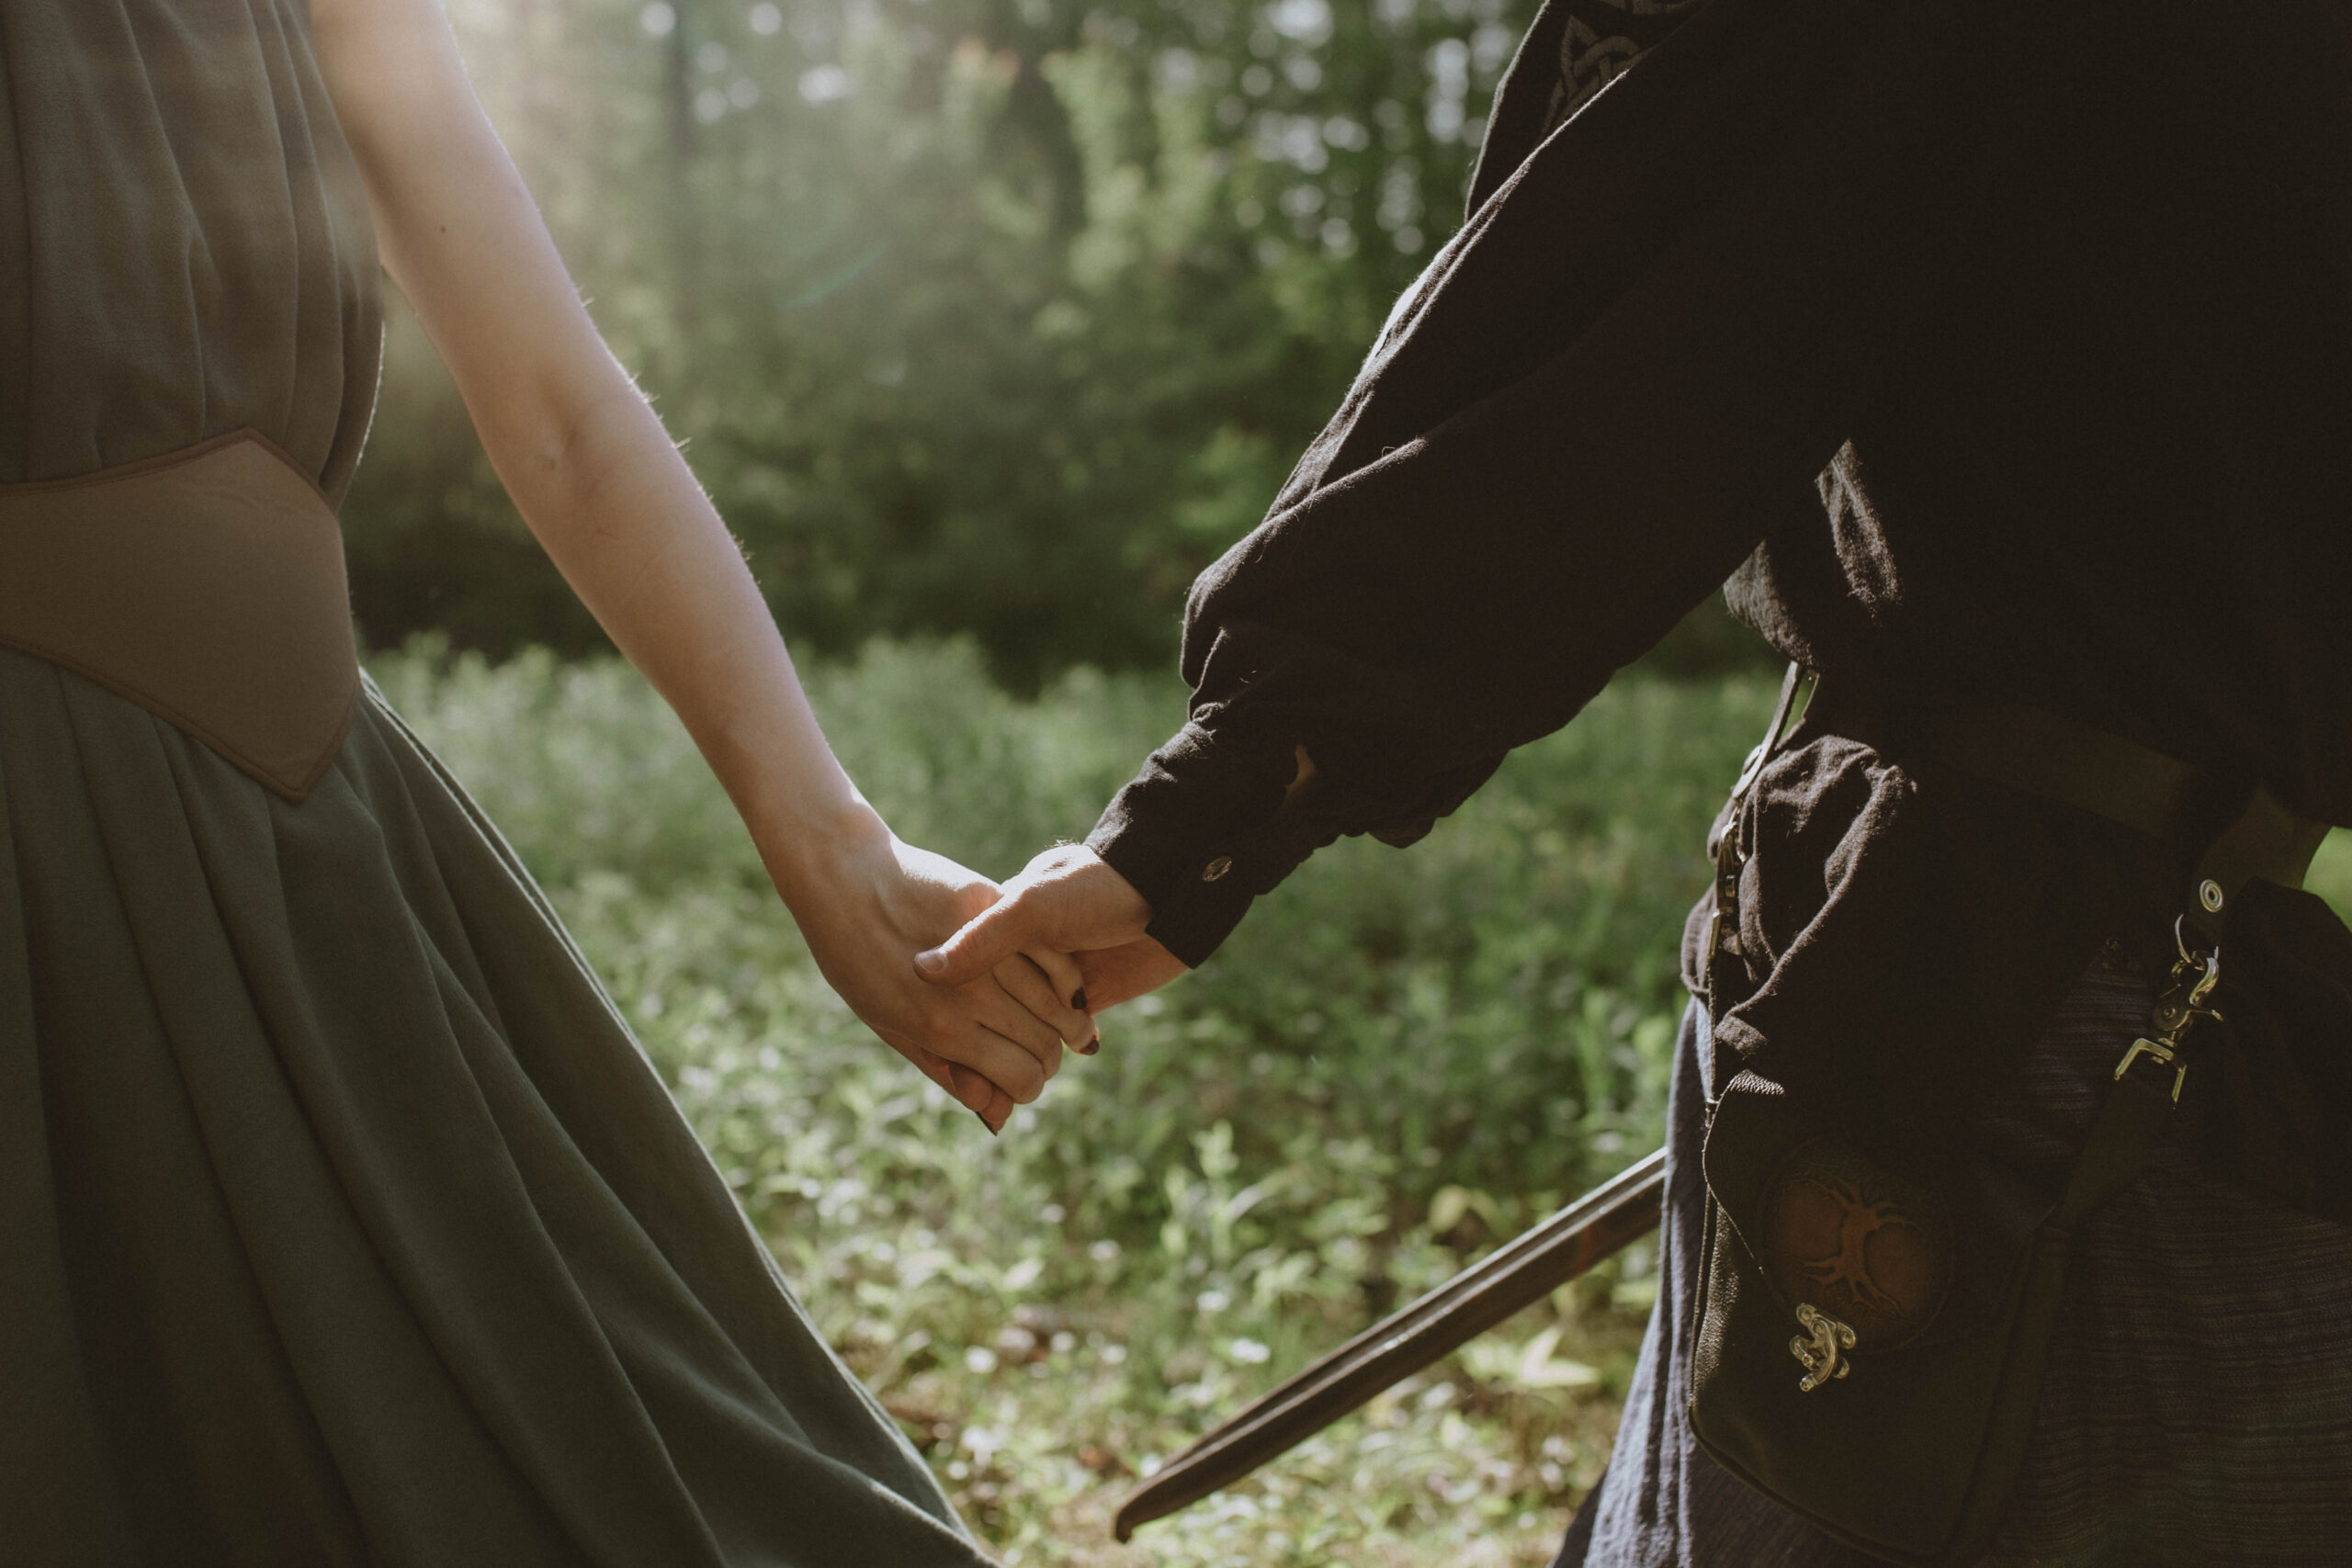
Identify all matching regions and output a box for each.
[901,750,1313,1128]
[916,842,1189,1021]
[771,809,1096,1134]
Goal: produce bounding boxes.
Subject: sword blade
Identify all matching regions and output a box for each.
[1113,1147,1668,1541]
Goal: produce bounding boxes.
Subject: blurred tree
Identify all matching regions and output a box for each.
[345,0,1769,684]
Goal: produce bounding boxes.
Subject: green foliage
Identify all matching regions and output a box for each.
[345,0,1558,685]
[2308,830,2352,918]
[371,637,2352,1562]
[372,638,1772,1564]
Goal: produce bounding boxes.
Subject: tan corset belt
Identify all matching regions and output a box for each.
[0,430,360,802]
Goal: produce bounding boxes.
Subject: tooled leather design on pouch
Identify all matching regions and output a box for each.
[1760,1136,1953,1350]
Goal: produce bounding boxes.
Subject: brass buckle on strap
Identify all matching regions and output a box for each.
[2115,919,2223,1104]
[2112,1036,2188,1104]
[1706,665,1816,983]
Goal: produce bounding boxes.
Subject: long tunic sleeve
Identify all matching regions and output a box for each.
[1090,0,2090,964]
[1090,0,2352,1217]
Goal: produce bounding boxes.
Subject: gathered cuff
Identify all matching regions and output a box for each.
[1084,723,1337,967]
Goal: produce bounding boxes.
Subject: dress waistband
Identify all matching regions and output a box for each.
[0,430,359,802]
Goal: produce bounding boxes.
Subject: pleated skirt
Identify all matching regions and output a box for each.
[1556,963,2352,1568]
[0,647,994,1567]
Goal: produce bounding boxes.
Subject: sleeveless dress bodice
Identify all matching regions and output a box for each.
[0,6,994,1564]
[0,0,379,498]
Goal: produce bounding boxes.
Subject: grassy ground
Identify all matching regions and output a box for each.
[368,640,2352,1566]
[369,638,1767,1566]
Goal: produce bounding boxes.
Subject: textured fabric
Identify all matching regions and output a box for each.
[0,1,993,1562]
[0,655,994,1568]
[1556,971,2352,1568]
[0,0,380,496]
[1091,0,2019,960]
[0,433,360,799]
[1080,0,2352,1174]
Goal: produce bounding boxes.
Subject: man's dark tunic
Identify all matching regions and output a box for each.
[1084,0,2352,1558]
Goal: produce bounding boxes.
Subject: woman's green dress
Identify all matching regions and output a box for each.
[0,4,995,1563]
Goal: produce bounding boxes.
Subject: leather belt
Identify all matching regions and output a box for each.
[1803,676,2334,947]
[1918,703,2332,947]
[0,430,360,802]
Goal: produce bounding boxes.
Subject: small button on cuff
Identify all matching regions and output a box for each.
[1201,855,1234,883]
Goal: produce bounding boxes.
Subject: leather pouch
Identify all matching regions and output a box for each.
[1679,666,2265,1564]
[1685,1067,2166,1565]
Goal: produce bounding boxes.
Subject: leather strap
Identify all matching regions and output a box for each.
[1704,663,1818,1008]
[2054,1059,2175,1231]
[1803,674,2333,943]
[1800,667,2335,1214]
[1920,703,2330,949]
[0,430,359,802]
[2179,785,2332,948]
[1926,705,2205,848]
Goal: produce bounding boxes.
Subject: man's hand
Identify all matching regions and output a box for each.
[916,845,1189,1010]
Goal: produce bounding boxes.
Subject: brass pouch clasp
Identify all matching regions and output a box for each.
[1791,1302,1857,1392]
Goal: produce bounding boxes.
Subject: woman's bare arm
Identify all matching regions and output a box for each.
[308,0,1090,1125]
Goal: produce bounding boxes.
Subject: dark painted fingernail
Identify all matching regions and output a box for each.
[1078,1033,1101,1055]
[1072,987,1089,1012]
[975,1111,1000,1136]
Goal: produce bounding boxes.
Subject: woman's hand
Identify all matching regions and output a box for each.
[310,0,1089,1131]
[773,809,1094,1132]
[913,748,1307,1027]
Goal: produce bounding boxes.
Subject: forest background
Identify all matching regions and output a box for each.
[350,0,1770,682]
[355,3,2352,1564]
